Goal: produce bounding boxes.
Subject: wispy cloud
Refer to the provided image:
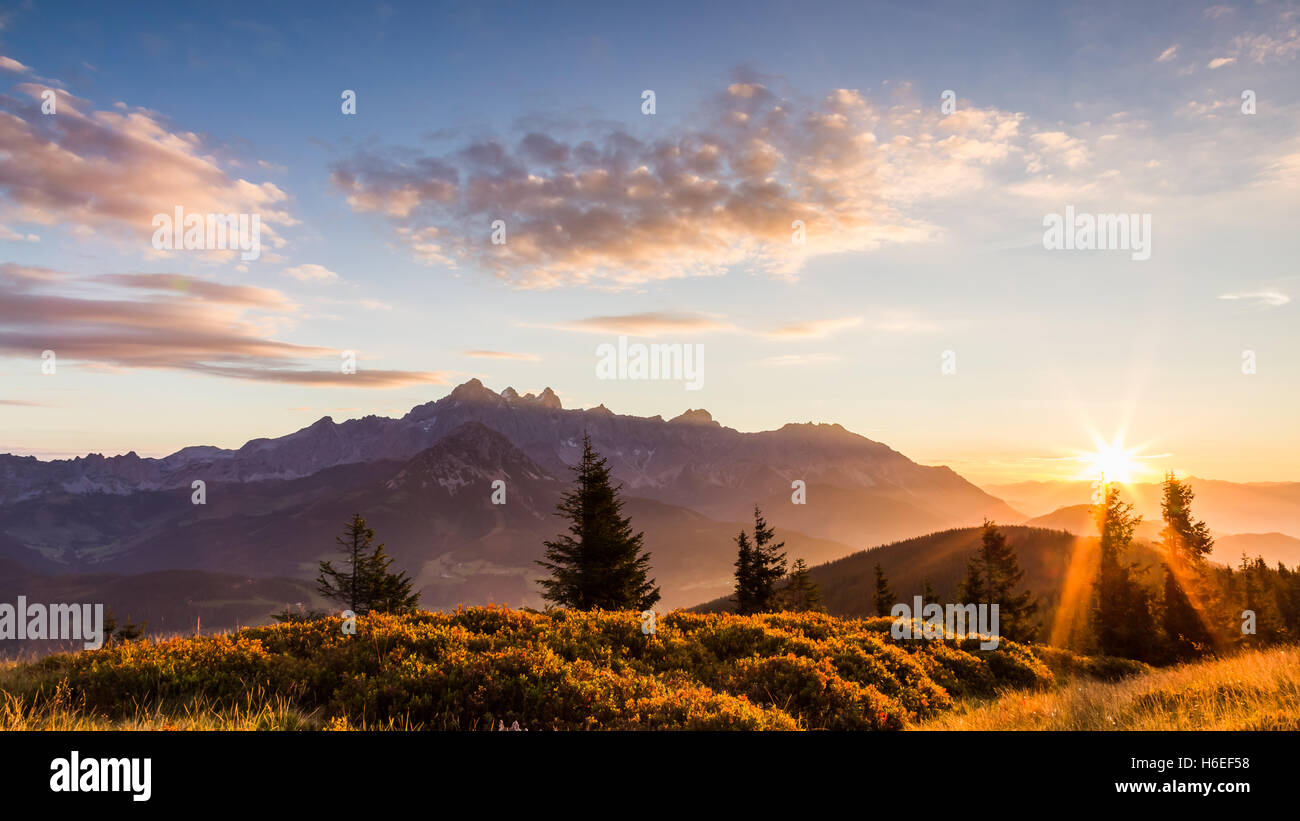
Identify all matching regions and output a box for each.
[549,312,736,336]
[465,349,541,361]
[758,353,839,366]
[764,317,863,339]
[551,310,934,338]
[1219,290,1290,308]
[0,225,38,242]
[0,263,447,387]
[0,56,30,73]
[283,263,339,283]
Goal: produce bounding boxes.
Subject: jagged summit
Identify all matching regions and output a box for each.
[448,378,499,403]
[536,387,561,409]
[669,408,718,426]
[496,383,564,410]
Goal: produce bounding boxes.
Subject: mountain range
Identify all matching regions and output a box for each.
[2,379,1295,633]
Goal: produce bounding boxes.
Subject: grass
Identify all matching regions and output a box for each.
[0,607,1064,730]
[1,607,1292,731]
[919,645,1300,730]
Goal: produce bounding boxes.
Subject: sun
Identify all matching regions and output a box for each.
[1078,434,1146,484]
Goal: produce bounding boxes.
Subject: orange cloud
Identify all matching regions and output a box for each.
[0,264,447,387]
[330,75,1030,289]
[0,69,295,257]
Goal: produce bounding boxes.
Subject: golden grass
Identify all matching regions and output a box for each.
[919,645,1300,730]
[0,683,325,731]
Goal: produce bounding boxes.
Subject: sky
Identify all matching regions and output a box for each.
[0,0,1297,486]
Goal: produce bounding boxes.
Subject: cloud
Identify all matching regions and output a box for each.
[758,353,839,366]
[765,316,863,339]
[1231,31,1300,64]
[0,66,295,257]
[0,263,447,387]
[93,273,296,309]
[550,312,736,336]
[1210,6,1300,66]
[0,398,48,406]
[1207,57,1236,69]
[1029,131,1090,169]
[1156,45,1179,62]
[0,56,30,73]
[330,75,1034,288]
[1204,5,1234,20]
[465,349,541,361]
[283,263,340,282]
[1218,290,1290,307]
[0,225,38,242]
[551,310,928,339]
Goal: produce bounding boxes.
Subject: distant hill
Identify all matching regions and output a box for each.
[1023,504,1162,541]
[985,479,1300,539]
[1022,505,1300,567]
[694,524,1164,645]
[1214,532,1300,568]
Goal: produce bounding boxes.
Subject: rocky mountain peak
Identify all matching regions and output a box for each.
[536,387,562,410]
[448,377,500,403]
[501,385,562,410]
[669,408,717,426]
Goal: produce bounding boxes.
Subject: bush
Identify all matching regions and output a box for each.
[4,607,1092,730]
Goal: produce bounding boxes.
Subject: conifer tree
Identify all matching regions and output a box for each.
[1092,484,1153,658]
[317,514,420,615]
[750,506,787,612]
[1158,473,1215,659]
[537,434,660,610]
[732,529,757,615]
[960,520,1039,642]
[873,562,895,617]
[731,506,787,613]
[958,554,987,603]
[921,580,940,607]
[781,558,824,613]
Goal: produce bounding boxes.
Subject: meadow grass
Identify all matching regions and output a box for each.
[919,645,1300,730]
[1,609,1292,730]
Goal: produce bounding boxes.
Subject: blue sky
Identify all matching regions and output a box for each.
[1,0,1297,485]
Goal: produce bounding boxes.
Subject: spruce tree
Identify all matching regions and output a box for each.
[366,542,421,614]
[1158,473,1215,659]
[961,520,1039,642]
[921,580,940,607]
[1092,484,1151,658]
[750,506,787,612]
[317,513,420,615]
[537,433,660,610]
[958,555,987,603]
[1159,473,1215,564]
[732,529,757,615]
[781,558,824,613]
[731,506,787,613]
[873,562,895,617]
